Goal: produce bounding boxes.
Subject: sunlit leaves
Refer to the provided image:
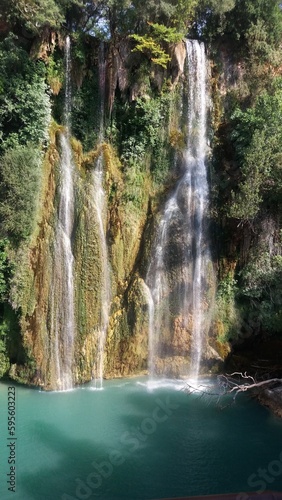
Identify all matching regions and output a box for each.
[229,78,282,220]
[130,22,183,68]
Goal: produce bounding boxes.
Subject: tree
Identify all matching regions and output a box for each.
[0,0,63,34]
[194,0,282,46]
[0,145,42,244]
[225,0,282,46]
[172,0,200,31]
[229,78,282,221]
[184,372,282,407]
[69,0,199,39]
[0,0,88,34]
[0,36,51,152]
[193,0,236,39]
[130,22,183,68]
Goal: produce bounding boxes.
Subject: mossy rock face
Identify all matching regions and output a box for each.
[104,277,150,378]
[73,167,108,384]
[8,130,154,388]
[8,141,58,387]
[3,41,210,388]
[153,356,191,378]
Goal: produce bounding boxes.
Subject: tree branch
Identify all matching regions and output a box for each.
[220,372,282,393]
[182,372,282,409]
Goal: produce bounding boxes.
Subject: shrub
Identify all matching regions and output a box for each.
[0,145,42,244]
[0,36,51,152]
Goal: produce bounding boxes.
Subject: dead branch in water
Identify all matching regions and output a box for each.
[182,372,282,408]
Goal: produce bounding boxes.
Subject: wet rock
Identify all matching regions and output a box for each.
[258,387,282,418]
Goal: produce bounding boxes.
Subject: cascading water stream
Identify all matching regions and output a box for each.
[146,39,211,381]
[146,200,175,377]
[186,39,210,380]
[92,160,111,388]
[142,282,155,375]
[92,42,111,389]
[64,36,72,130]
[49,36,75,390]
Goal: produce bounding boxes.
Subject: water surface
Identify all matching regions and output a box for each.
[0,377,282,499]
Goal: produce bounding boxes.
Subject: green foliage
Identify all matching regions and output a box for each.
[0,239,13,379]
[244,18,282,96]
[196,0,282,50]
[46,56,64,96]
[246,19,274,62]
[0,0,81,34]
[13,0,63,32]
[0,36,51,153]
[73,0,198,39]
[0,145,42,244]
[218,272,238,299]
[215,271,241,342]
[194,0,235,39]
[0,330,10,378]
[208,2,282,343]
[122,163,147,211]
[239,251,282,333]
[130,23,183,68]
[171,0,200,31]
[71,31,87,64]
[130,35,171,69]
[225,0,282,46]
[117,92,172,182]
[0,306,20,379]
[147,22,184,43]
[111,91,173,215]
[229,78,282,220]
[71,70,101,151]
[0,239,10,302]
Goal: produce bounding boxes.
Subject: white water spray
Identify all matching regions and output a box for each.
[142,282,155,375]
[50,36,75,390]
[186,39,210,380]
[146,40,211,381]
[92,42,111,388]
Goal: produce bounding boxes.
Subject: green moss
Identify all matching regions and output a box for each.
[0,36,196,387]
[104,277,149,378]
[74,180,103,342]
[214,266,241,343]
[46,54,64,95]
[71,68,101,152]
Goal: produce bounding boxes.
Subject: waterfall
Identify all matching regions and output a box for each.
[49,36,75,390]
[142,282,155,375]
[92,42,111,388]
[146,200,174,377]
[146,39,211,381]
[64,35,72,130]
[186,39,210,379]
[92,158,111,388]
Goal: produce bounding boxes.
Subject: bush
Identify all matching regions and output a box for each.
[0,239,11,301]
[215,271,241,342]
[239,252,282,334]
[229,78,282,220]
[71,71,101,151]
[117,93,172,174]
[0,145,42,244]
[0,321,10,378]
[0,36,51,152]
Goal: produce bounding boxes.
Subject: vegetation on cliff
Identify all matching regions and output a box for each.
[208,1,282,362]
